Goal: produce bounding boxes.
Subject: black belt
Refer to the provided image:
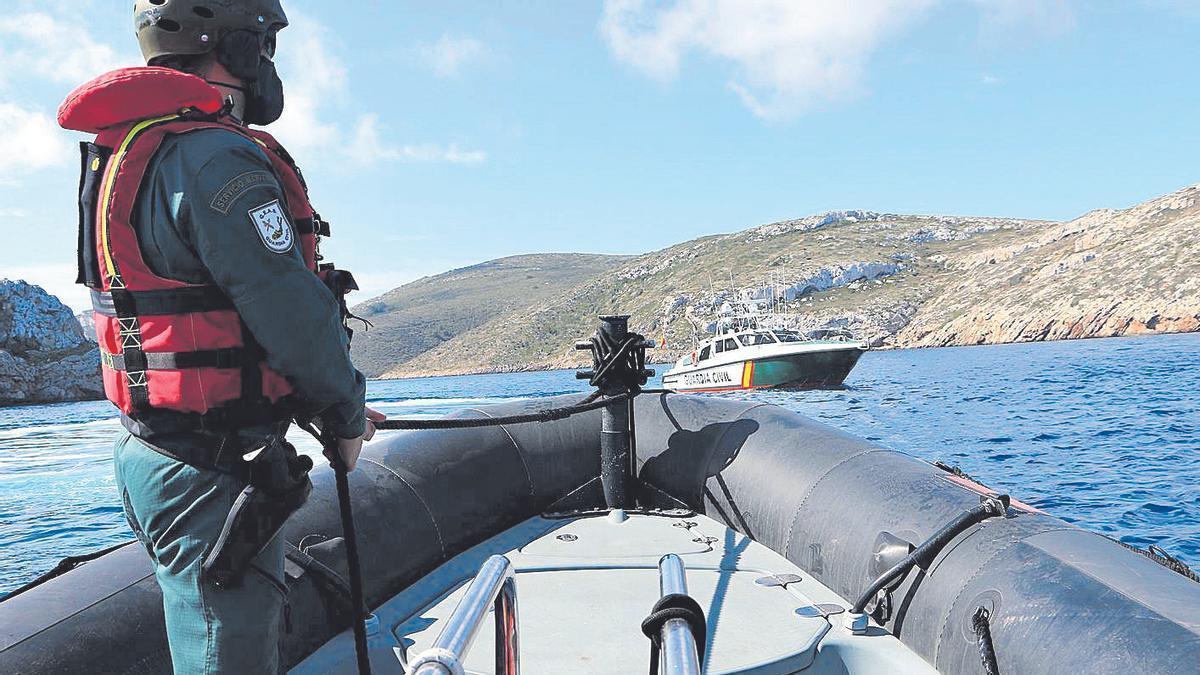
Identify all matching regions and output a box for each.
[126,418,294,475]
[101,346,262,371]
[91,287,235,317]
[123,401,293,432]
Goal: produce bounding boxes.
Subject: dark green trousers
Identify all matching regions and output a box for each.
[114,433,287,674]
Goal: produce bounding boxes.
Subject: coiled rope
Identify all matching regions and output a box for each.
[640,593,707,674]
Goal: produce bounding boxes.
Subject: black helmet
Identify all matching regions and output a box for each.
[134,0,288,65]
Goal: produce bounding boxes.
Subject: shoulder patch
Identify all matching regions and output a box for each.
[210,170,274,214]
[248,200,294,253]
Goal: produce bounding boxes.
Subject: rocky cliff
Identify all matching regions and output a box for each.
[0,280,103,405]
[895,187,1200,346]
[358,184,1198,378]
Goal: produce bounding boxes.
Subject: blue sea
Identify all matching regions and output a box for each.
[1,333,1197,597]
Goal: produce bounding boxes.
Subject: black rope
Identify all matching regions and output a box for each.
[373,391,626,430]
[581,335,642,391]
[933,460,982,485]
[1111,538,1200,583]
[330,458,371,675]
[1,541,131,602]
[850,496,1009,614]
[972,607,1000,675]
[297,421,372,675]
[628,394,638,478]
[641,593,707,674]
[575,316,655,395]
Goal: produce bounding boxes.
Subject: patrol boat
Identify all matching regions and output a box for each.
[663,328,868,392]
[3,317,1199,674]
[664,290,869,392]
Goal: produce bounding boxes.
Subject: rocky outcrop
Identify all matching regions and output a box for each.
[0,280,103,405]
[896,185,1200,348]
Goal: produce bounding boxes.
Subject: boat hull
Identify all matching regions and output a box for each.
[3,394,1198,674]
[663,345,865,392]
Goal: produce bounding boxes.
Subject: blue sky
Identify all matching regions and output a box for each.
[1,0,1198,312]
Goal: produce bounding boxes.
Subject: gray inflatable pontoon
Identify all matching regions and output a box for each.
[2,393,1199,673]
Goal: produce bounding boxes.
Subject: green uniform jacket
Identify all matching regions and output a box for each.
[122,127,366,449]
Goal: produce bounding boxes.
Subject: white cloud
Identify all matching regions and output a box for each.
[269,14,486,166]
[0,12,130,88]
[0,103,70,182]
[601,0,940,121]
[601,0,1082,119]
[348,115,487,167]
[980,73,1002,85]
[270,12,347,152]
[0,12,132,184]
[417,34,486,78]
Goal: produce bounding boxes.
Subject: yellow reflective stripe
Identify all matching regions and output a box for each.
[97,114,182,287]
[741,361,755,388]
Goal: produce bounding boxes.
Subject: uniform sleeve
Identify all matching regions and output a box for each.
[171,131,366,439]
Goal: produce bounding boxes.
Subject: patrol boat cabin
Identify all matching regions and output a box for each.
[663,328,868,392]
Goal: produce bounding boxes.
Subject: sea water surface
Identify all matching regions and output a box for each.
[1,333,1197,596]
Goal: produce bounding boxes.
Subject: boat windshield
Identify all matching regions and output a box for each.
[739,332,777,347]
[772,331,805,343]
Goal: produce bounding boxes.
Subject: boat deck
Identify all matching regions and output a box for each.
[295,513,935,674]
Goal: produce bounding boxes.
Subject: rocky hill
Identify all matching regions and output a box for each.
[368,185,1199,378]
[895,187,1200,346]
[0,280,103,405]
[349,254,630,377]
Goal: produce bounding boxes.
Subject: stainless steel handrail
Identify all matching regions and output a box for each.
[407,555,520,675]
[658,554,702,675]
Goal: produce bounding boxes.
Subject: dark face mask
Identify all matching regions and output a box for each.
[243,59,285,126]
[216,30,285,125]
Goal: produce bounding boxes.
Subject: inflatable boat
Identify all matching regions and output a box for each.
[2,391,1198,674]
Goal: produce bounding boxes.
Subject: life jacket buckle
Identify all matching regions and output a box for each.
[117,318,143,348]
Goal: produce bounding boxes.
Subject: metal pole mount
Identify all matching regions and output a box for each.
[575,315,655,511]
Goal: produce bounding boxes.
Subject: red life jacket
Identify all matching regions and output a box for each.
[59,67,348,426]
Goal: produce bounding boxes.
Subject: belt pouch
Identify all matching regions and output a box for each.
[202,439,313,588]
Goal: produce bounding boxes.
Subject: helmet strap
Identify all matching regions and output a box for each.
[205,79,247,93]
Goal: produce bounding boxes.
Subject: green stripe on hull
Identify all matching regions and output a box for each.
[750,348,865,389]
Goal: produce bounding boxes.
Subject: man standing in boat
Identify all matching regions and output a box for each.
[58,1,384,671]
